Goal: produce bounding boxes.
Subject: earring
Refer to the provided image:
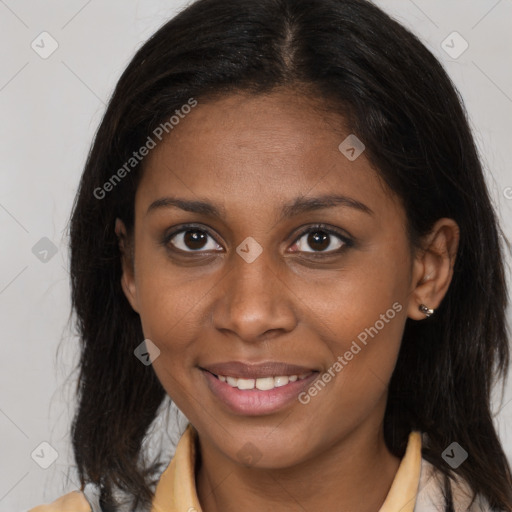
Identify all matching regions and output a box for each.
[419,304,435,318]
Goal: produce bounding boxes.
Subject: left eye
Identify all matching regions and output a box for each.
[291,228,348,253]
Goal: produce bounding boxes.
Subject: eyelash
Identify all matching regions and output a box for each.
[162,223,354,256]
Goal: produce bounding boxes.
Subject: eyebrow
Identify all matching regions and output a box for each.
[146,194,373,220]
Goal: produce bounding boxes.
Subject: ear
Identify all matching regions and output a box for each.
[407,218,460,320]
[115,218,139,313]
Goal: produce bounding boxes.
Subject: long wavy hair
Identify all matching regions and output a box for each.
[68,0,512,510]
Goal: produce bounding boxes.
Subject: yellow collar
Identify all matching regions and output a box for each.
[150,424,422,512]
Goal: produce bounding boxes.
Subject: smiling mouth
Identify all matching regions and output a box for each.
[200,364,320,415]
[204,370,316,391]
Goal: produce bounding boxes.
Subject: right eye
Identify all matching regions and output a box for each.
[164,225,224,253]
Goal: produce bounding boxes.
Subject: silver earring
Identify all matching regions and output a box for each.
[419,304,434,318]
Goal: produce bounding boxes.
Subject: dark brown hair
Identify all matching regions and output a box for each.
[68,0,512,510]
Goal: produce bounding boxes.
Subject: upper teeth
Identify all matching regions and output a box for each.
[217,373,311,390]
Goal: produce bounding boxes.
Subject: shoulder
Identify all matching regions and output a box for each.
[415,457,498,512]
[28,490,92,512]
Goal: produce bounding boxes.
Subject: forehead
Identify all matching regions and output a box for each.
[136,90,400,222]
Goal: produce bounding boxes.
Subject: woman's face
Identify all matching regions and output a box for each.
[120,90,420,468]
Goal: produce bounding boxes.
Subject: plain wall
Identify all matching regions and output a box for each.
[0,1,511,510]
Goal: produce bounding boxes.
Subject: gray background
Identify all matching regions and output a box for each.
[0,1,511,510]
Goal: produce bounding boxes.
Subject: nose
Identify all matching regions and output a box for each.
[212,248,298,343]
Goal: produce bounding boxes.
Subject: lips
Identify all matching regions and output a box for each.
[199,361,320,415]
[200,366,320,415]
[200,361,317,380]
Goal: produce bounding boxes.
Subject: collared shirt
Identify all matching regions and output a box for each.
[28,424,493,512]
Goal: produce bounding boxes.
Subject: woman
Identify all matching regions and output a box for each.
[29,0,512,510]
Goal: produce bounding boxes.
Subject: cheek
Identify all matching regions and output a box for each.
[307,285,406,393]
[303,247,410,349]
[133,254,206,373]
[298,292,407,436]
[135,268,205,410]
[133,230,203,334]
[298,242,410,399]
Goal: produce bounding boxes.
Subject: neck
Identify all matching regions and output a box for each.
[195,423,401,512]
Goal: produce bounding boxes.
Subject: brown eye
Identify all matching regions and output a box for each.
[291,226,351,254]
[184,230,208,250]
[307,231,331,251]
[167,228,222,252]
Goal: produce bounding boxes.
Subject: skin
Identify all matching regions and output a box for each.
[116,89,459,512]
